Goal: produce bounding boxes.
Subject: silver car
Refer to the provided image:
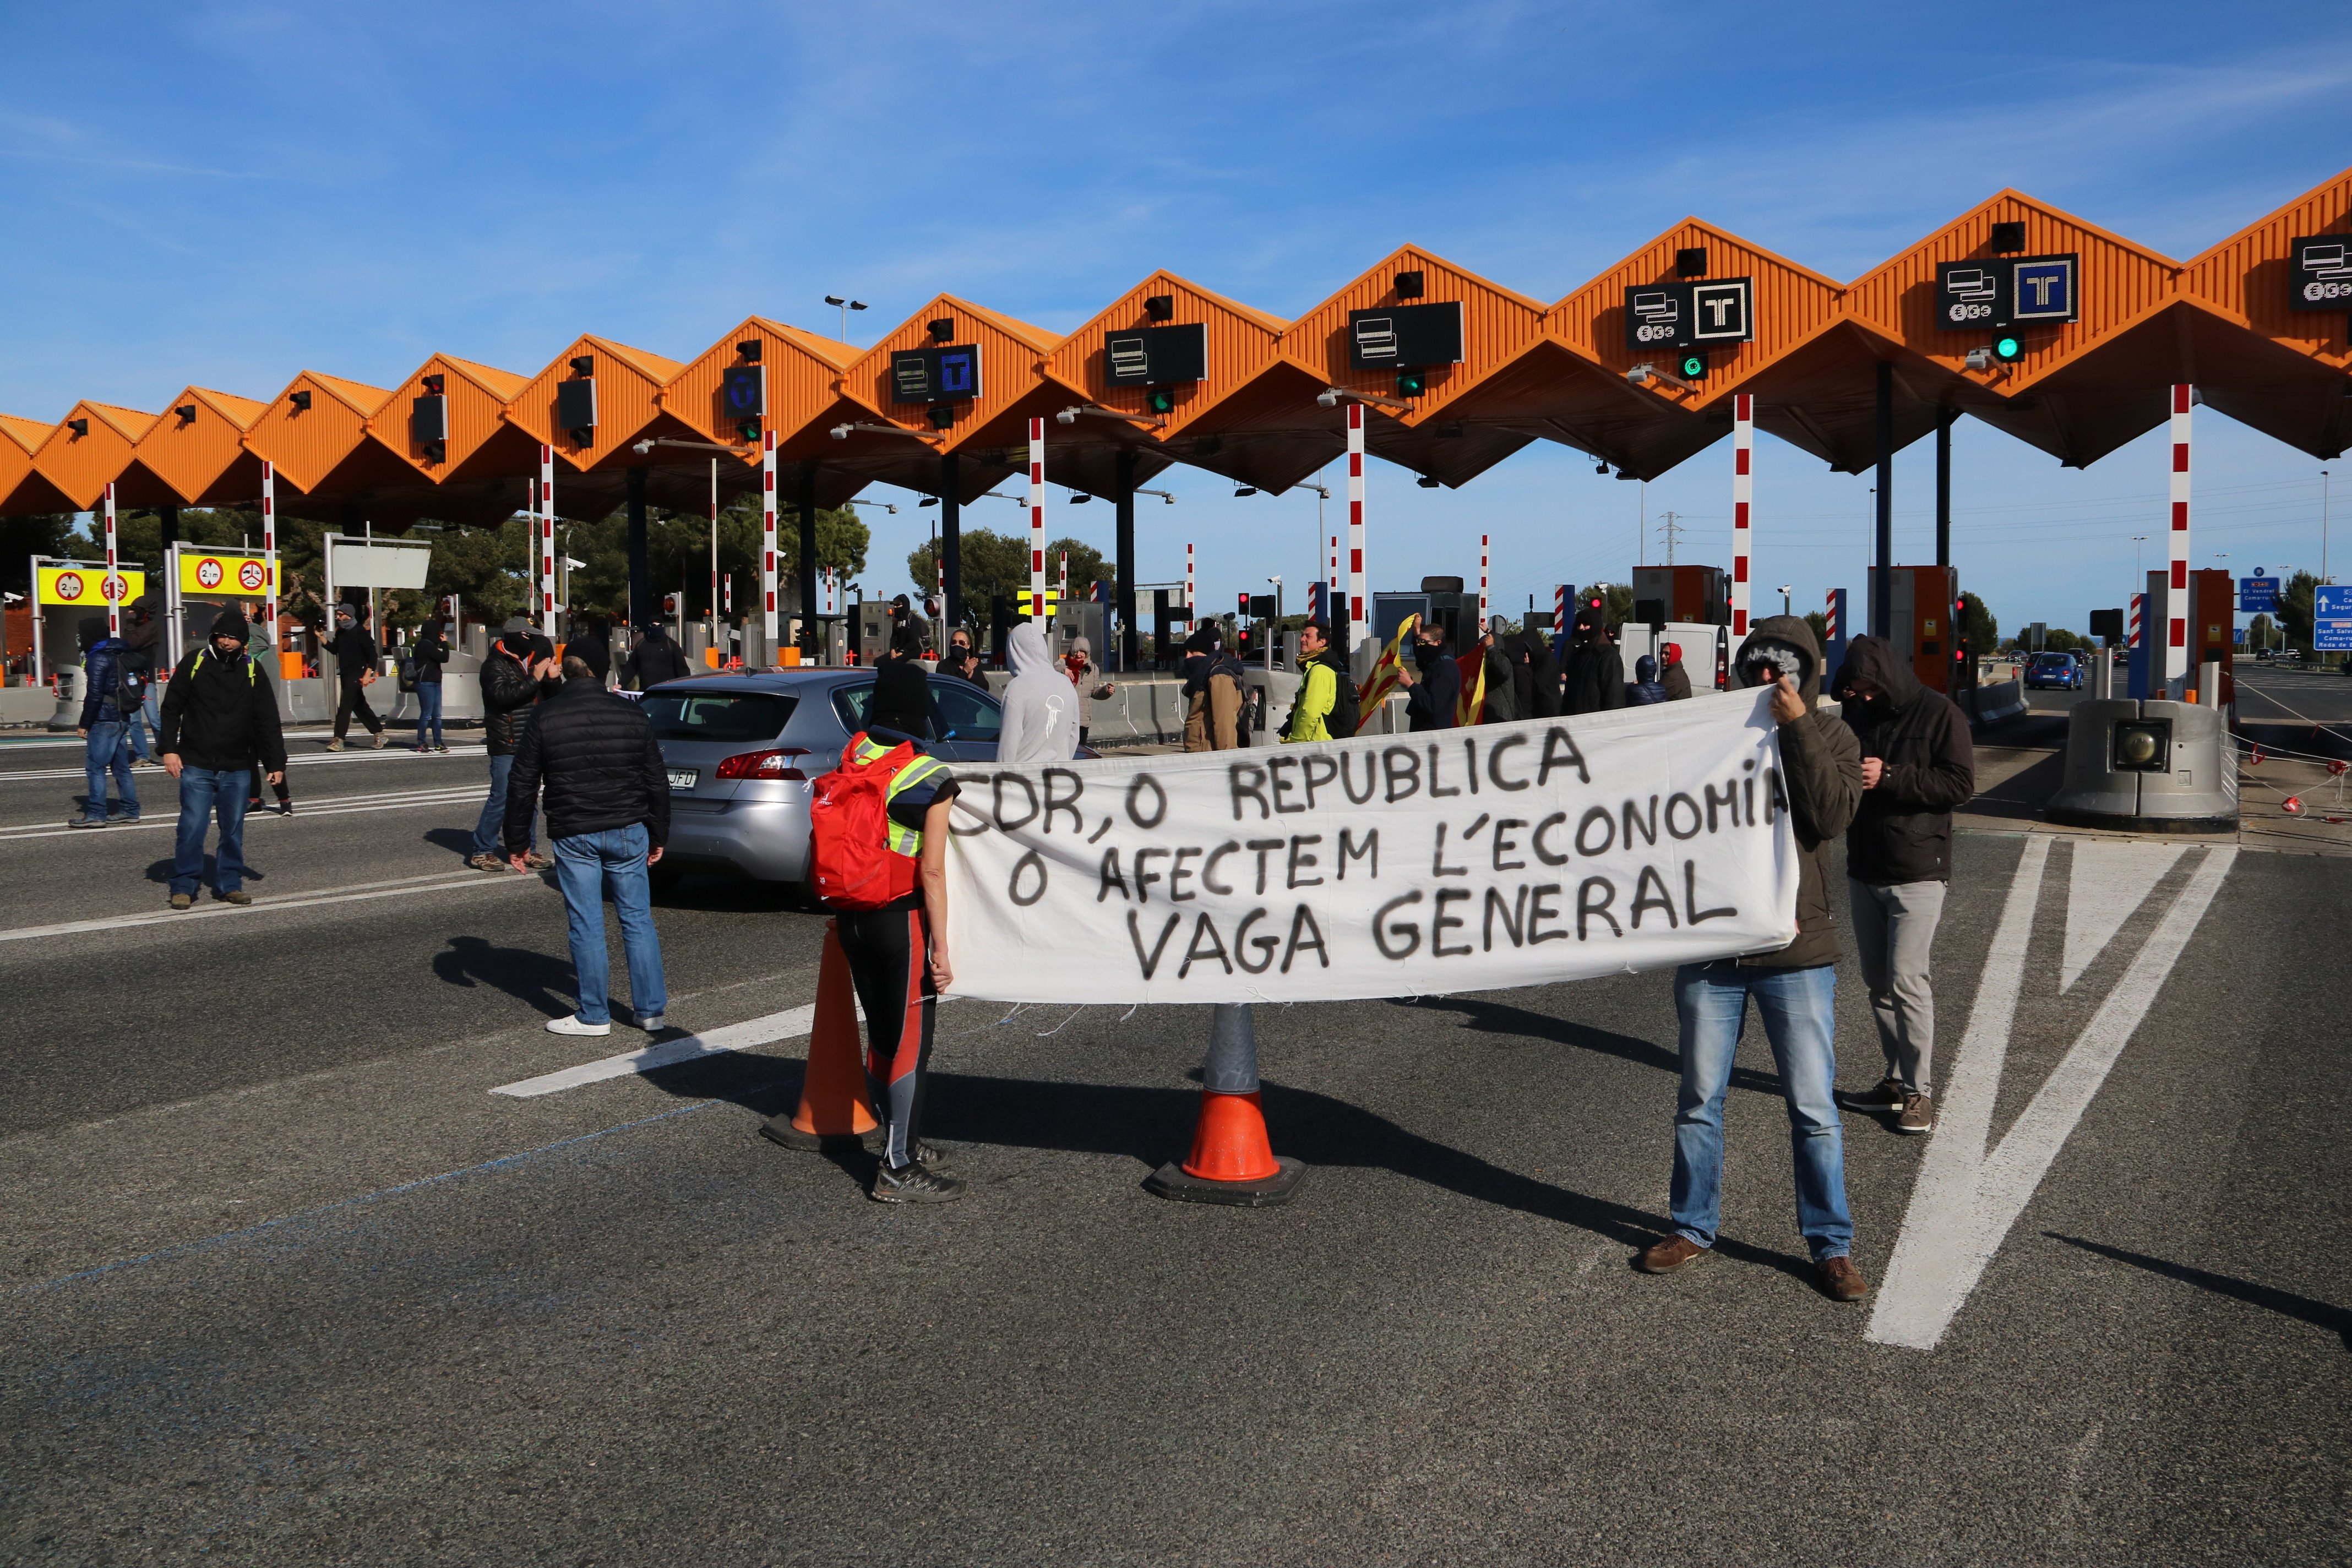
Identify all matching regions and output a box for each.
[640,668,1013,890]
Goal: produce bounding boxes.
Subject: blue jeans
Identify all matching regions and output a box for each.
[1669,961,1853,1261]
[83,718,137,820]
[414,682,444,748]
[172,766,251,896]
[552,824,667,1026]
[471,753,537,857]
[126,703,150,761]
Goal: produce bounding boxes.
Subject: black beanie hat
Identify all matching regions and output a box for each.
[78,615,107,648]
[569,635,611,680]
[210,605,250,645]
[869,656,930,738]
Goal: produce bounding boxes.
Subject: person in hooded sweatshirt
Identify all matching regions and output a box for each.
[1180,627,1216,752]
[1659,641,1695,701]
[1512,624,1564,720]
[994,619,1080,764]
[1637,614,1870,1304]
[1830,635,1976,1136]
[1627,653,1670,705]
[323,600,388,750]
[1396,617,1460,732]
[72,615,139,827]
[1061,633,1115,748]
[157,605,287,910]
[1561,606,1627,716]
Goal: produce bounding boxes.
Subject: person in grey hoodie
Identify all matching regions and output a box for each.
[994,620,1079,763]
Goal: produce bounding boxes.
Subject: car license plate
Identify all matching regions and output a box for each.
[667,769,698,790]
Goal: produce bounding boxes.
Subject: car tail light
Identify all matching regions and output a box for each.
[717,747,810,781]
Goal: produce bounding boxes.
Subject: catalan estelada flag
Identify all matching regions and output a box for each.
[1353,613,1419,734]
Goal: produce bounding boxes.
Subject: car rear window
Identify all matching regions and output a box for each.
[2033,654,2070,667]
[641,692,797,743]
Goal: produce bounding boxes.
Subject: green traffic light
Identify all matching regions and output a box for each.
[1396,371,1427,398]
[1146,388,1175,414]
[1679,352,1706,379]
[1995,335,2023,362]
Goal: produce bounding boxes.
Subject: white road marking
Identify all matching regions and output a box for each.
[492,1005,822,1097]
[0,868,537,944]
[2060,841,2182,992]
[1869,839,2236,1351]
[0,786,483,841]
[0,745,484,785]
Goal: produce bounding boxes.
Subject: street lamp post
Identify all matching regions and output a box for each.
[823,296,867,341]
[1778,584,1792,617]
[2323,467,2332,584]
[2132,534,2149,582]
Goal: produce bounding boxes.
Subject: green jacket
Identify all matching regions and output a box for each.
[1282,660,1336,743]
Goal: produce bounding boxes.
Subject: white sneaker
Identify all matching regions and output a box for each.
[635,1014,667,1032]
[546,1014,611,1037]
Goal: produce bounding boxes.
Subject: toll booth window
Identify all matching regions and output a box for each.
[643,693,797,742]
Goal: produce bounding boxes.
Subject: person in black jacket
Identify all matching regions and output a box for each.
[470,619,558,872]
[1830,635,1977,1136]
[1512,625,1564,720]
[1477,618,1520,725]
[624,623,693,691]
[505,636,671,1037]
[157,606,286,911]
[1561,607,1627,715]
[323,601,386,750]
[410,619,450,752]
[1396,618,1460,731]
[71,616,140,827]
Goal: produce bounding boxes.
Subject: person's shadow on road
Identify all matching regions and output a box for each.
[141,855,268,889]
[433,934,575,1019]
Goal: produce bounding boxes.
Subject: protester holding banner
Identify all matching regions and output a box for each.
[1830,635,1976,1137]
[996,620,1079,764]
[1511,625,1564,720]
[823,657,962,1204]
[1640,614,1870,1303]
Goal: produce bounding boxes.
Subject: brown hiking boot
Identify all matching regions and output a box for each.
[467,852,509,873]
[524,851,554,870]
[1839,1076,1906,1112]
[1815,1255,1870,1302]
[1897,1093,1937,1135]
[1636,1234,1711,1273]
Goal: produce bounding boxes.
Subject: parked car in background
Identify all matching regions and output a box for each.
[2024,651,2084,690]
[640,667,1055,890]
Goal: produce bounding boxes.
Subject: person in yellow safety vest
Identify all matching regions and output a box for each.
[841,657,965,1204]
[1280,618,1346,743]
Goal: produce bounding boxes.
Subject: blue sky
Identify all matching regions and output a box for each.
[6,2,2351,633]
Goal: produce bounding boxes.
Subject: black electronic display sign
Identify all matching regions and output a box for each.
[1347,301,1464,370]
[889,344,982,403]
[2289,236,2352,309]
[1935,254,2080,330]
[1104,323,1208,386]
[721,365,765,418]
[1623,279,1753,352]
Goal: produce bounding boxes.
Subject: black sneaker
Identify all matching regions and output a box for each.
[870,1162,965,1204]
[1839,1076,1907,1113]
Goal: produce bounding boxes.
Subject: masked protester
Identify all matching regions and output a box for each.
[323,601,387,750]
[70,616,139,827]
[1061,634,1115,748]
[122,596,162,764]
[995,620,1078,763]
[1396,618,1460,732]
[411,619,451,752]
[1628,653,1670,705]
[156,606,286,910]
[1561,607,1627,715]
[1830,635,1977,1135]
[1512,625,1563,720]
[1477,617,1520,725]
[243,613,296,816]
[1638,616,1870,1303]
[471,617,558,872]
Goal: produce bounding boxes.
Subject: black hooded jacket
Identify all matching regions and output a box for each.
[1561,612,1626,716]
[627,628,693,690]
[1404,635,1460,731]
[1511,629,1564,720]
[504,674,671,852]
[480,634,559,756]
[157,609,287,774]
[1738,614,1864,972]
[1832,635,1975,885]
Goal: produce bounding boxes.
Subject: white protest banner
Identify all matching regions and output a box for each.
[943,690,1801,1004]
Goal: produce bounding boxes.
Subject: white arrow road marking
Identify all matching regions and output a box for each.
[1869,839,2236,1350]
[2061,840,2184,992]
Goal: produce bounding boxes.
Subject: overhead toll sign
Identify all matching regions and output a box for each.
[37,563,145,607]
[1935,254,2080,330]
[889,344,982,404]
[178,551,275,597]
[721,364,765,419]
[1103,323,1207,386]
[1347,301,1464,369]
[2288,235,2352,308]
[1622,279,1754,352]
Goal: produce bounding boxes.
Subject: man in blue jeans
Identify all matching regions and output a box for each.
[156,606,286,910]
[505,635,671,1037]
[471,619,554,872]
[70,616,139,827]
[1638,614,1869,1302]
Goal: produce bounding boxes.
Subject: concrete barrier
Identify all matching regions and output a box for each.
[1972,678,2026,726]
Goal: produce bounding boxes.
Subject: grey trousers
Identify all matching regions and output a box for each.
[1848,876,1947,1093]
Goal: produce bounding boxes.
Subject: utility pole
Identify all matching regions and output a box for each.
[1656,510,1684,567]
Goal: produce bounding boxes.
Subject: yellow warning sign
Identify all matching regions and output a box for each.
[36,564,146,608]
[178,551,275,597]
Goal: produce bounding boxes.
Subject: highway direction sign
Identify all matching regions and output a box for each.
[2315,584,2352,651]
[2240,574,2280,613]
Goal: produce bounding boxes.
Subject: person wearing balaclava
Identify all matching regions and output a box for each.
[1561,606,1626,716]
[70,615,139,827]
[1636,613,1869,1305]
[1828,634,1975,1137]
[1477,616,1520,726]
[156,605,287,910]
[995,619,1079,764]
[802,654,964,1205]
[503,631,672,1042]
[323,600,387,750]
[1396,617,1460,732]
[1514,624,1564,720]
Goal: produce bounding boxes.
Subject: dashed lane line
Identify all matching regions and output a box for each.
[0,868,536,944]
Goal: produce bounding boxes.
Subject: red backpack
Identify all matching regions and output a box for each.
[808,734,918,910]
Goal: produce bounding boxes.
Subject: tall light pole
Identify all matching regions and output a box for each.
[2323,467,2332,584]
[2132,534,2149,581]
[1779,584,1793,616]
[824,295,867,341]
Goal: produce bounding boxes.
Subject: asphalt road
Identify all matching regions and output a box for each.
[1,717,2345,1566]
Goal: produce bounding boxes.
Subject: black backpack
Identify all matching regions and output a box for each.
[1284,650,1359,741]
[112,646,150,712]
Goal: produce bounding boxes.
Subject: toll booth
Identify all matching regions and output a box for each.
[1150,590,1191,669]
[853,599,894,663]
[1630,565,1729,628]
[27,557,148,684]
[1373,576,1476,651]
[1865,565,1965,696]
[2188,568,2235,706]
[164,543,285,673]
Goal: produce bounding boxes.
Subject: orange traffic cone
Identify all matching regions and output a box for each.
[759,921,880,1152]
[1146,1003,1304,1207]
